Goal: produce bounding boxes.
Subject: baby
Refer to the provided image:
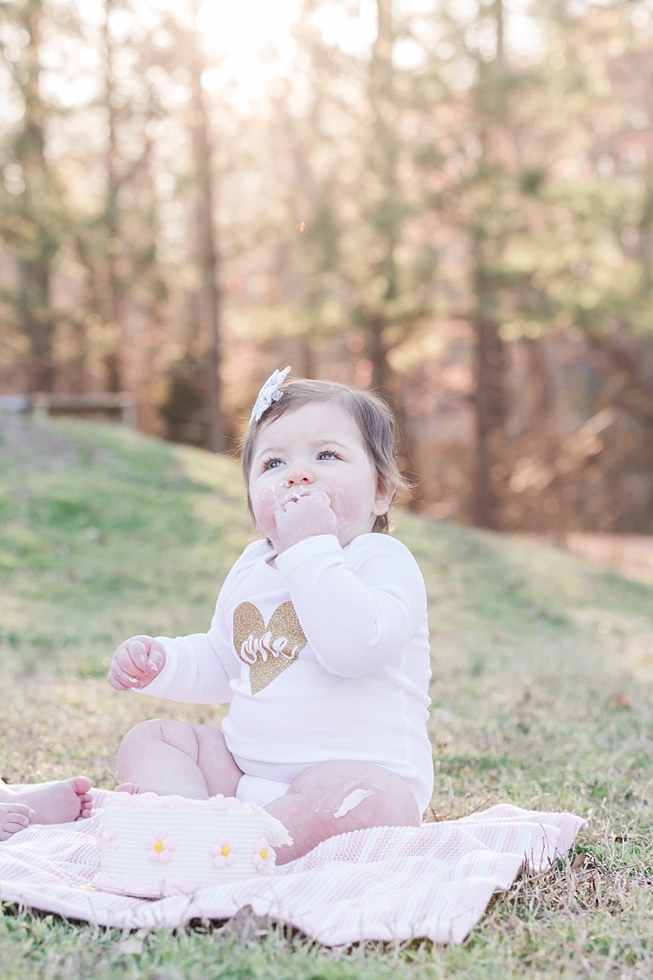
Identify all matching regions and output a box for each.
[108,373,433,863]
[0,778,93,841]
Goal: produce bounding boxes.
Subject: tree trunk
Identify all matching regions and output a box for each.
[17,0,57,392]
[471,263,505,528]
[21,258,55,392]
[369,314,390,392]
[365,0,396,397]
[188,44,226,453]
[470,0,506,528]
[102,0,123,392]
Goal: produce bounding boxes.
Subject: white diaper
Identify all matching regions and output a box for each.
[236,774,291,808]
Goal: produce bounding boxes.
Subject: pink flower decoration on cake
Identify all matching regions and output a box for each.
[100,828,119,851]
[252,838,274,874]
[145,828,177,864]
[209,837,239,869]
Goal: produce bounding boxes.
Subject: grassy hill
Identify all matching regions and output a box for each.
[1,415,652,979]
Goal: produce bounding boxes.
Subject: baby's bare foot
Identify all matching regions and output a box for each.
[114,782,142,794]
[0,803,34,841]
[7,778,93,824]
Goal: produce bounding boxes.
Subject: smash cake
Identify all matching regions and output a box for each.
[96,792,292,898]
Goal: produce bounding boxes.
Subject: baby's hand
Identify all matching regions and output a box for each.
[274,490,338,552]
[107,635,166,692]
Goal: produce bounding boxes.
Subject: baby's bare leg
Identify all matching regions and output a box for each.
[116,719,243,799]
[0,779,93,824]
[266,761,421,864]
[0,803,34,840]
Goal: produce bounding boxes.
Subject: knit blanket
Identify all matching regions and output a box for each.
[0,790,584,945]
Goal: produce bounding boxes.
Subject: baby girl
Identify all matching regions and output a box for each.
[108,372,433,862]
[0,779,93,841]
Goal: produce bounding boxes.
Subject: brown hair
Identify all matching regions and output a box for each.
[241,377,406,533]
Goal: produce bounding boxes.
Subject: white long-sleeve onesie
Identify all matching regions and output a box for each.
[142,533,434,813]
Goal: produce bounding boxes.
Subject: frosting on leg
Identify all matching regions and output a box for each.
[265,760,420,864]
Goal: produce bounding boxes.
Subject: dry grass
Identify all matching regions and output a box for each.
[0,415,652,979]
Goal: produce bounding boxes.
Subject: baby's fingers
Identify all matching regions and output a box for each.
[143,643,165,677]
[307,490,331,507]
[107,660,143,691]
[108,646,146,690]
[121,638,151,674]
[113,638,153,680]
[108,637,165,691]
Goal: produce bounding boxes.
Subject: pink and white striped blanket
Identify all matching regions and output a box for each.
[0,790,583,945]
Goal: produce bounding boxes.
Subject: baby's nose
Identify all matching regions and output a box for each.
[285,464,314,485]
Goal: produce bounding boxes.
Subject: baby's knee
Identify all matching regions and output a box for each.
[295,761,420,829]
[118,718,160,750]
[117,718,195,765]
[117,720,152,772]
[338,769,420,828]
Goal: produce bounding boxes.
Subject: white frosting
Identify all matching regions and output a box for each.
[333,789,374,818]
[102,792,264,812]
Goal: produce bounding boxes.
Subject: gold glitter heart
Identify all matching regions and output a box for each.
[233,601,307,695]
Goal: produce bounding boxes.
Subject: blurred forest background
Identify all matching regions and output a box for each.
[1,0,653,533]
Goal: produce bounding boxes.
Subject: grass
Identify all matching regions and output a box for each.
[0,414,652,979]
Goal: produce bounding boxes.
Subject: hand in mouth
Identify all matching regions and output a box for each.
[277,488,329,510]
[280,488,312,505]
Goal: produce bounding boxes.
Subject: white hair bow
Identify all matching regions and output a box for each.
[249,366,291,424]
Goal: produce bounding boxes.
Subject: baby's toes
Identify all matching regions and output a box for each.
[5,814,31,830]
[7,804,34,819]
[69,776,92,795]
[0,807,33,840]
[78,796,94,819]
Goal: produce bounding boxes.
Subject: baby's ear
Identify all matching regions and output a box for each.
[373,481,396,516]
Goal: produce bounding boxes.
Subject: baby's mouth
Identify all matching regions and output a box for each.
[278,488,314,507]
[277,488,328,508]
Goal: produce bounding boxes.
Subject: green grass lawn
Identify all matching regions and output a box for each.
[0,415,652,979]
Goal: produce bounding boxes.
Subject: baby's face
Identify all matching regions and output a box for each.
[248,401,393,552]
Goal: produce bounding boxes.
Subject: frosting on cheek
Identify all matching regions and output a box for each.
[265,481,294,510]
[250,485,276,537]
[252,482,283,527]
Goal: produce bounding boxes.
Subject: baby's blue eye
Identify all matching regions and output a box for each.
[318,452,338,460]
[265,458,283,470]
